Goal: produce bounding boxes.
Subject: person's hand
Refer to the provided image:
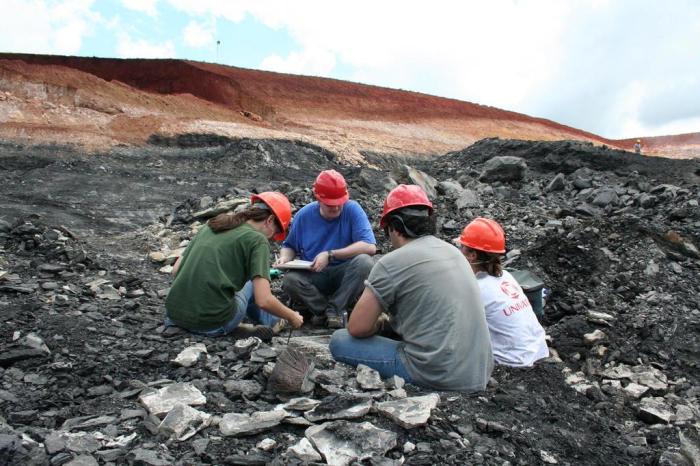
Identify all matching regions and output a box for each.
[273,257,288,268]
[311,251,331,272]
[288,311,304,329]
[374,312,391,334]
[273,253,288,268]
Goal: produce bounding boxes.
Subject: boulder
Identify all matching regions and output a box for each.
[479,156,527,183]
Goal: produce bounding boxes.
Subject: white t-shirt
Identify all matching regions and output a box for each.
[476,270,549,367]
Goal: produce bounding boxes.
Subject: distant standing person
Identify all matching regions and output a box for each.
[165,192,304,340]
[330,185,493,391]
[276,170,376,329]
[634,139,642,154]
[456,218,549,367]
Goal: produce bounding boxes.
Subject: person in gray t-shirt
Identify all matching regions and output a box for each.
[329,185,493,391]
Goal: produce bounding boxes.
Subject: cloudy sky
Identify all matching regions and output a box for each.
[1,0,699,140]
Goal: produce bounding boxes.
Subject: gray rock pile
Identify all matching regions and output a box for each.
[1,136,699,464]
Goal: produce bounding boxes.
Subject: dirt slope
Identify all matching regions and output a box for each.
[2,53,694,160]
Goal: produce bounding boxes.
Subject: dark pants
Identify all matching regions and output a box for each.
[282,254,374,316]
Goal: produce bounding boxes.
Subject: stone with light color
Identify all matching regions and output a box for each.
[220,410,288,436]
[638,397,674,424]
[623,383,649,399]
[278,397,321,412]
[356,364,384,390]
[148,251,167,263]
[138,383,206,417]
[583,329,606,345]
[287,438,322,462]
[306,420,397,466]
[375,394,440,429]
[158,403,211,441]
[586,310,616,325]
[256,438,277,451]
[171,343,207,367]
[304,395,373,422]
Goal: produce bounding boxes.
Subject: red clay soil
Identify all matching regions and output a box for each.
[618,132,700,159]
[0,53,697,160]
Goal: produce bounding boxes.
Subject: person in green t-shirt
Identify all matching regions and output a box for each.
[165,192,304,339]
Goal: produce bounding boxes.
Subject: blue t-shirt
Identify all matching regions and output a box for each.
[282,200,376,262]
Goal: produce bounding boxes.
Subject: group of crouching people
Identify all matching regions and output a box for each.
[165,170,549,392]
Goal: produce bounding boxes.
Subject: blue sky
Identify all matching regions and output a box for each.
[1,0,699,140]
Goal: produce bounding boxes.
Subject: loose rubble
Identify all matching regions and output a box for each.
[0,136,699,464]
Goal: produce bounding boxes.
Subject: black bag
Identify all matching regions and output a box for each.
[507,269,545,318]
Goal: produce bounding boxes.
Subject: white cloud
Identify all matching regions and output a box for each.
[0,0,99,55]
[121,0,158,16]
[183,20,214,48]
[167,0,251,22]
[521,0,700,138]
[1,0,697,139]
[165,0,700,138]
[116,33,175,58]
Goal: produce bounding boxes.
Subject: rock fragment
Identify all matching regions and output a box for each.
[356,364,383,390]
[583,329,606,344]
[287,437,322,462]
[546,173,566,192]
[171,343,207,367]
[224,379,263,399]
[219,410,288,436]
[138,383,206,417]
[375,394,440,428]
[479,156,527,183]
[638,397,674,424]
[158,403,211,441]
[306,420,397,466]
[304,395,373,422]
[623,383,649,399]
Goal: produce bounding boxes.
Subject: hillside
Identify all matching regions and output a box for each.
[2,53,695,160]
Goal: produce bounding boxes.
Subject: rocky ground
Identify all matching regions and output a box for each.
[1,136,699,465]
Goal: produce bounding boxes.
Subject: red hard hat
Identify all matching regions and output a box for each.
[250,192,292,241]
[458,217,506,253]
[380,184,433,228]
[313,170,349,206]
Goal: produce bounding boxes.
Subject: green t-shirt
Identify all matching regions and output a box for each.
[165,223,271,331]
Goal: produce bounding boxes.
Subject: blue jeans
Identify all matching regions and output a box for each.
[164,281,279,336]
[329,329,415,384]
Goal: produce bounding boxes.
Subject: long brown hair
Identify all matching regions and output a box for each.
[467,247,503,277]
[208,205,272,233]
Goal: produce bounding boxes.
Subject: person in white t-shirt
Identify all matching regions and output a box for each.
[456,218,549,367]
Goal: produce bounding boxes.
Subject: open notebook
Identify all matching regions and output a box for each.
[275,259,313,270]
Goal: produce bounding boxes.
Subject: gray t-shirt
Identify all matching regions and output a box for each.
[366,235,493,391]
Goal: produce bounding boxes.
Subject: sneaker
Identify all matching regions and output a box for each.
[326,312,343,329]
[311,314,327,327]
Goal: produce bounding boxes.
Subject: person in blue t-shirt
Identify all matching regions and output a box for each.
[275,170,376,328]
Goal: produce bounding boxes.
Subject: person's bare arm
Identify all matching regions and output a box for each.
[252,277,303,328]
[347,287,383,338]
[311,241,376,272]
[172,256,182,276]
[332,241,376,259]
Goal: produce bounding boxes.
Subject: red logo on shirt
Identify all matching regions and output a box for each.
[503,297,532,316]
[499,280,521,299]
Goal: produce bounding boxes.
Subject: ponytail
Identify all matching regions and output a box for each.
[208,205,271,233]
[468,248,503,277]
